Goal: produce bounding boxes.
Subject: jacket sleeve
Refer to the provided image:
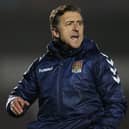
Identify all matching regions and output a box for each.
[93,53,127,129]
[6,58,39,117]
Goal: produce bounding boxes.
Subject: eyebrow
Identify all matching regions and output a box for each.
[65,20,84,23]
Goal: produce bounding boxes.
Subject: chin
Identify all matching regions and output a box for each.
[69,40,83,48]
[70,44,81,48]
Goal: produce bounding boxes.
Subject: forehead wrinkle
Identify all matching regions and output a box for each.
[61,12,83,22]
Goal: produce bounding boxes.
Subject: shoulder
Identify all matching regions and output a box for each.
[97,52,115,68]
[83,52,116,73]
[94,52,119,79]
[23,54,48,75]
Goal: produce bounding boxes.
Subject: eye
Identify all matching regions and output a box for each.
[77,21,83,26]
[65,21,73,26]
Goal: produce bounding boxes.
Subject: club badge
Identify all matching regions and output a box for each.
[72,60,83,73]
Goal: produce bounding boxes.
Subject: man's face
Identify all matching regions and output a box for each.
[52,11,84,48]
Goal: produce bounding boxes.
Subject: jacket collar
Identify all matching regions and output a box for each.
[47,38,99,58]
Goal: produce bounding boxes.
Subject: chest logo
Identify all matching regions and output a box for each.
[39,67,53,73]
[72,60,83,73]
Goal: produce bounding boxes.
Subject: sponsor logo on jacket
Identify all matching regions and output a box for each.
[39,67,53,73]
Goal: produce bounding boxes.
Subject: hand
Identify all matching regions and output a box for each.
[10,96,30,116]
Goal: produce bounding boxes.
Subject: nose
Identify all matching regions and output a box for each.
[72,23,79,32]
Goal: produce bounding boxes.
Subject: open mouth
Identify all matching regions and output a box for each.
[71,35,79,40]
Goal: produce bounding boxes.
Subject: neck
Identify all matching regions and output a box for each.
[52,39,84,58]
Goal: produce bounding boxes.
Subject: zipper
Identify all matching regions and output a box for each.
[56,61,64,115]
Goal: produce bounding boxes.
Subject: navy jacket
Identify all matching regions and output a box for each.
[6,39,127,129]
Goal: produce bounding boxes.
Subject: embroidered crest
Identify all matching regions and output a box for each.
[72,60,83,73]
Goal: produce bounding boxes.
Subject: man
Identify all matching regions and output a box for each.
[6,4,127,129]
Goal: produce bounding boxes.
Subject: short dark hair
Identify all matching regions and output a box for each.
[49,5,82,29]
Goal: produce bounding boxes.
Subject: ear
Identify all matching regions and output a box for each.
[51,27,59,38]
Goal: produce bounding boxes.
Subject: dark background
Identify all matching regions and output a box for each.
[0,0,129,129]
